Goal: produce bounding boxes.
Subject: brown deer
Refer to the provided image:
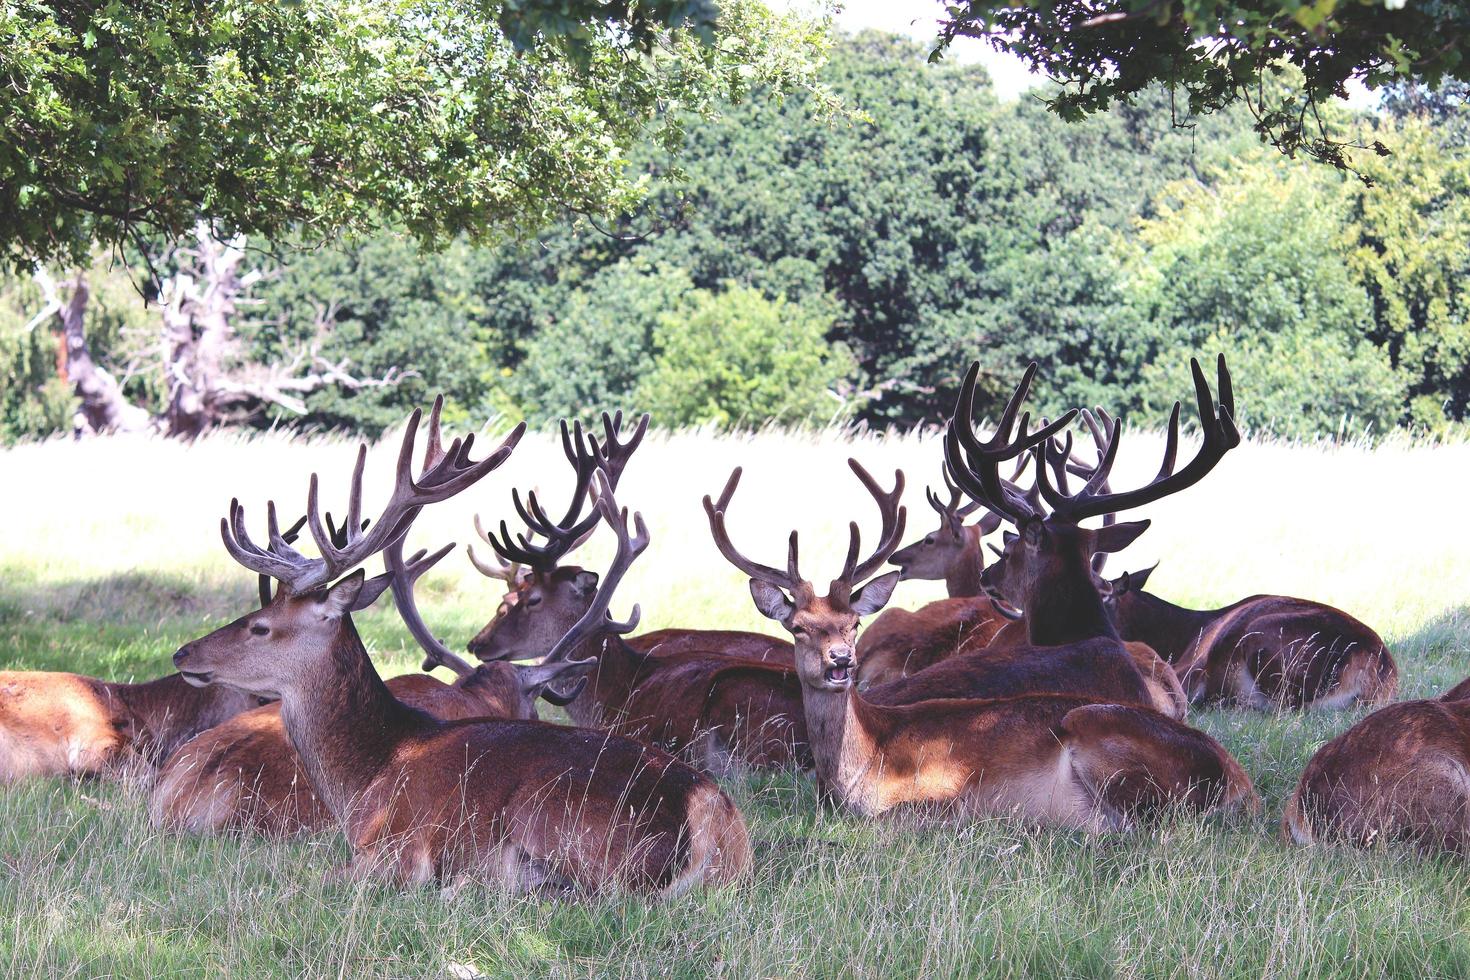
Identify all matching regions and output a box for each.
[149,531,596,837]
[470,422,807,773]
[0,519,322,783]
[170,407,749,893]
[1102,564,1397,710]
[854,476,1007,688]
[1283,677,1470,852]
[702,363,1256,827]
[465,411,789,667]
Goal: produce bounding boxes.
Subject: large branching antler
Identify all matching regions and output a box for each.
[943,361,1079,525]
[384,536,476,678]
[480,411,649,574]
[221,396,525,594]
[518,470,650,703]
[1031,355,1238,524]
[703,458,908,600]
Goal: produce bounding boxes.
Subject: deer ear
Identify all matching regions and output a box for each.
[1092,519,1151,555]
[321,569,366,620]
[351,571,395,611]
[1022,521,1044,549]
[850,570,901,617]
[573,570,600,596]
[976,511,1004,536]
[749,579,795,621]
[1128,563,1159,592]
[1002,530,1018,545]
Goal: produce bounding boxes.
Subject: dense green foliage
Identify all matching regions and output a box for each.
[4,34,1469,441]
[932,0,1470,173]
[0,0,827,271]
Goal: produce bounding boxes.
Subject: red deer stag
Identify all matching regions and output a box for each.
[702,366,1255,827]
[854,475,1007,688]
[1284,677,1470,852]
[150,525,596,837]
[471,422,807,773]
[1102,563,1396,710]
[466,411,790,666]
[170,413,749,893]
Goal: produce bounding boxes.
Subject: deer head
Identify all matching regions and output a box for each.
[947,358,1238,636]
[886,468,1004,582]
[467,411,647,663]
[703,459,906,692]
[173,398,524,698]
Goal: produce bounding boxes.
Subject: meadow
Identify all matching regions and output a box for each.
[1,420,1469,978]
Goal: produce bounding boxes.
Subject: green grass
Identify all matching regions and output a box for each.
[2,425,1470,977]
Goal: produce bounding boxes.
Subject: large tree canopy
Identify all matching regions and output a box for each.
[0,0,828,271]
[929,0,1468,171]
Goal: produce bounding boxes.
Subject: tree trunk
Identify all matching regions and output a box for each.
[38,271,151,435]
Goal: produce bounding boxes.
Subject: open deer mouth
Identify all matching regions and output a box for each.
[178,670,214,687]
[824,664,852,685]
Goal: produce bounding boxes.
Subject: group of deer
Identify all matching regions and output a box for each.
[0,352,1461,897]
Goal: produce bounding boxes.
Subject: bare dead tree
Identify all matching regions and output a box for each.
[31,221,405,439]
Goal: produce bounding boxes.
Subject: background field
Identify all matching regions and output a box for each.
[1,420,1469,978]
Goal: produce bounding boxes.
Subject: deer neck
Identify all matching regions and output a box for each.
[800,685,888,816]
[277,620,429,818]
[1023,554,1117,647]
[1111,591,1221,665]
[944,528,986,598]
[113,673,250,763]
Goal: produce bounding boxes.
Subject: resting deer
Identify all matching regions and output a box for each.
[470,419,807,773]
[150,503,596,837]
[702,362,1255,828]
[0,519,317,784]
[855,477,1007,688]
[170,403,749,894]
[1102,564,1396,710]
[1284,677,1470,852]
[466,412,791,667]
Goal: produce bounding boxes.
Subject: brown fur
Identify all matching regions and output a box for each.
[0,670,262,783]
[1284,697,1470,852]
[855,597,1003,689]
[149,662,539,837]
[172,585,750,894]
[1113,586,1398,710]
[628,628,793,664]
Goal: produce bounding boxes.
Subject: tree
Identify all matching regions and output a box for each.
[635,285,853,428]
[931,0,1470,170]
[1,0,829,270]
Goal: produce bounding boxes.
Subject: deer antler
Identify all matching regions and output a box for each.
[384,535,476,678]
[837,460,907,588]
[221,397,525,594]
[703,467,806,593]
[943,361,1078,526]
[1032,355,1238,524]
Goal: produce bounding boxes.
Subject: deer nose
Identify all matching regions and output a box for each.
[830,649,854,668]
[173,644,194,668]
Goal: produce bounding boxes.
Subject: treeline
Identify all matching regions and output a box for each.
[3,33,1468,442]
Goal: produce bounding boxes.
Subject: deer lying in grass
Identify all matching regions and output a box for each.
[1102,563,1397,710]
[1283,678,1470,852]
[470,419,807,773]
[0,525,310,783]
[150,527,595,837]
[703,361,1256,828]
[466,412,791,667]
[854,478,1007,688]
[170,404,749,894]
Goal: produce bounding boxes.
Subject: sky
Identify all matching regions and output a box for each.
[780,0,1043,101]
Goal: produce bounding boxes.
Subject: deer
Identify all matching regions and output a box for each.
[469,418,807,773]
[701,362,1256,828]
[1283,676,1470,852]
[0,519,324,784]
[1101,563,1397,710]
[169,403,749,893]
[150,513,597,837]
[854,477,1008,689]
[465,411,792,667]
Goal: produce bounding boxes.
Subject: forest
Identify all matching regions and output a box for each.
[3,32,1467,443]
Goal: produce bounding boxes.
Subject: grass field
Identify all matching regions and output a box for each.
[2,421,1469,978]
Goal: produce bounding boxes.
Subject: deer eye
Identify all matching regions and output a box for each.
[250,624,270,637]
[925,535,936,544]
[525,594,543,608]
